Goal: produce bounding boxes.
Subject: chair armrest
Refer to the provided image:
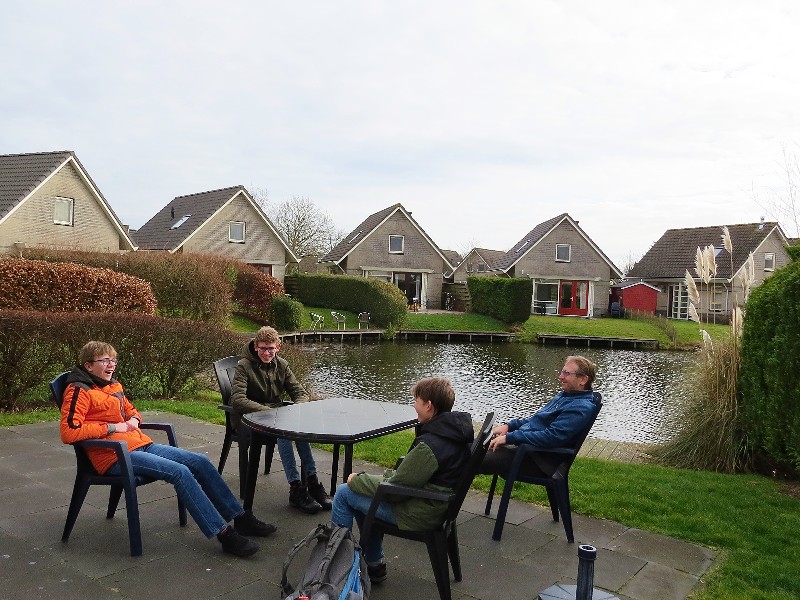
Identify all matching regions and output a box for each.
[516,444,577,456]
[141,422,179,447]
[372,481,454,505]
[75,439,136,479]
[218,404,235,413]
[393,456,405,469]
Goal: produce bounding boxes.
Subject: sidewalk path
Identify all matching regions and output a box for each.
[0,413,714,600]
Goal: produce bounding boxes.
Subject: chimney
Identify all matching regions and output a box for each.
[171,207,175,219]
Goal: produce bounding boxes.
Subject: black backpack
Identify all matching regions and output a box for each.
[280,524,370,600]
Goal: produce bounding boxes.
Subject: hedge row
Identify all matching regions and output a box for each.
[21,249,283,326]
[272,295,304,331]
[0,310,244,410]
[739,259,800,471]
[287,273,407,328]
[467,276,533,324]
[0,258,157,314]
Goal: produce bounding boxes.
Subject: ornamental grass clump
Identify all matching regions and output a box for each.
[653,226,754,472]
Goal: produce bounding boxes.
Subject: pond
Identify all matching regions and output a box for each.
[295,341,695,445]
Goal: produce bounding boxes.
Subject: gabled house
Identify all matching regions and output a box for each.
[627,220,791,320]
[133,186,298,281]
[450,247,506,283]
[492,213,622,317]
[318,203,454,308]
[0,150,136,255]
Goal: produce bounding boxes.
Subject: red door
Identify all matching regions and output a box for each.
[559,280,589,316]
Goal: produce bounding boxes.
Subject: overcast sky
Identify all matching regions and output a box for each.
[3,1,799,267]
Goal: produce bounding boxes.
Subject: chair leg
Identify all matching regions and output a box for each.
[554,480,574,543]
[177,498,188,527]
[492,476,515,541]
[218,431,232,474]
[484,474,498,515]
[446,524,462,581]
[62,477,91,542]
[426,535,453,600]
[122,480,143,557]
[237,438,250,500]
[544,483,560,522]
[107,485,124,518]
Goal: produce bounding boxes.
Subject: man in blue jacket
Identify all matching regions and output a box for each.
[482,355,598,477]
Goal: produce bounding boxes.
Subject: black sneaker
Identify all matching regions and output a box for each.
[367,562,387,583]
[234,510,277,537]
[289,482,322,514]
[307,480,332,511]
[219,527,260,557]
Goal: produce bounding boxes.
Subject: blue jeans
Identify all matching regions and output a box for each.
[331,483,396,564]
[107,443,243,538]
[277,438,317,483]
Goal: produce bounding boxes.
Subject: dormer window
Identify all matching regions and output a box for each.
[170,214,191,229]
[389,235,404,254]
[54,197,74,225]
[229,221,245,243]
[764,252,775,271]
[555,244,571,262]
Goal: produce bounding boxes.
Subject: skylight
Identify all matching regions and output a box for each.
[170,215,191,229]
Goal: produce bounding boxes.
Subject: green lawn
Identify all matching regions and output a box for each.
[403,311,508,331]
[15,400,798,600]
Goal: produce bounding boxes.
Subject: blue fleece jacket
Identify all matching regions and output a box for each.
[505,389,596,448]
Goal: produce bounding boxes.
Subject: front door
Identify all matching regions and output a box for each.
[559,280,589,316]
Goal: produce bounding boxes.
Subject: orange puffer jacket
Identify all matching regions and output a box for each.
[60,376,153,475]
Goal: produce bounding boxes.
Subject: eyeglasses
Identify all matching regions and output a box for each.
[557,369,582,377]
[255,346,279,353]
[93,358,119,366]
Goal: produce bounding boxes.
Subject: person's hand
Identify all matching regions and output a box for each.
[492,424,509,436]
[111,422,129,433]
[125,418,140,431]
[346,473,356,484]
[488,434,507,452]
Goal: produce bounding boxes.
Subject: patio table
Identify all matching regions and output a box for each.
[241,397,417,510]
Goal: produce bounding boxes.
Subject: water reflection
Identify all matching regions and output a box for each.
[296,341,693,444]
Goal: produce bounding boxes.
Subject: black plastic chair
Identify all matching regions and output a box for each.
[52,372,187,557]
[484,392,603,543]
[359,412,495,600]
[213,356,276,498]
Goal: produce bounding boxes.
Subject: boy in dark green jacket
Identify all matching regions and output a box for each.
[331,377,474,583]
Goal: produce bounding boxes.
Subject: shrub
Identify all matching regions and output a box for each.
[289,273,407,328]
[0,310,244,409]
[467,276,532,324]
[739,259,800,472]
[232,265,284,324]
[272,294,304,331]
[22,249,234,324]
[787,244,800,261]
[0,258,156,314]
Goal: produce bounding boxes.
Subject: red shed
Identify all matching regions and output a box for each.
[610,281,660,315]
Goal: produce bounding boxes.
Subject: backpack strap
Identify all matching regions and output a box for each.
[280,523,331,596]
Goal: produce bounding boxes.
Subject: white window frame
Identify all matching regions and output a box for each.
[764,252,775,271]
[710,289,727,313]
[229,221,246,243]
[54,197,74,225]
[555,244,571,262]
[170,215,191,229]
[389,235,404,254]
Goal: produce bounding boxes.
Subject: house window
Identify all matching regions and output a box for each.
[170,215,191,229]
[710,290,727,312]
[229,221,245,243]
[54,197,74,225]
[477,262,487,272]
[555,244,571,262]
[389,235,404,254]
[764,252,775,271]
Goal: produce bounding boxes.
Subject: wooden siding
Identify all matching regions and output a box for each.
[0,162,125,254]
[181,195,288,280]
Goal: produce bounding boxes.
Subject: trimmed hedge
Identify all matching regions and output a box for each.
[0,258,156,314]
[232,265,284,324]
[272,294,304,331]
[288,273,407,328]
[467,276,532,324]
[739,259,800,471]
[787,244,800,261]
[0,310,243,410]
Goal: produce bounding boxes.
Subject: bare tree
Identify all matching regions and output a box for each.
[750,143,800,238]
[249,186,271,213]
[620,250,641,277]
[267,196,345,256]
